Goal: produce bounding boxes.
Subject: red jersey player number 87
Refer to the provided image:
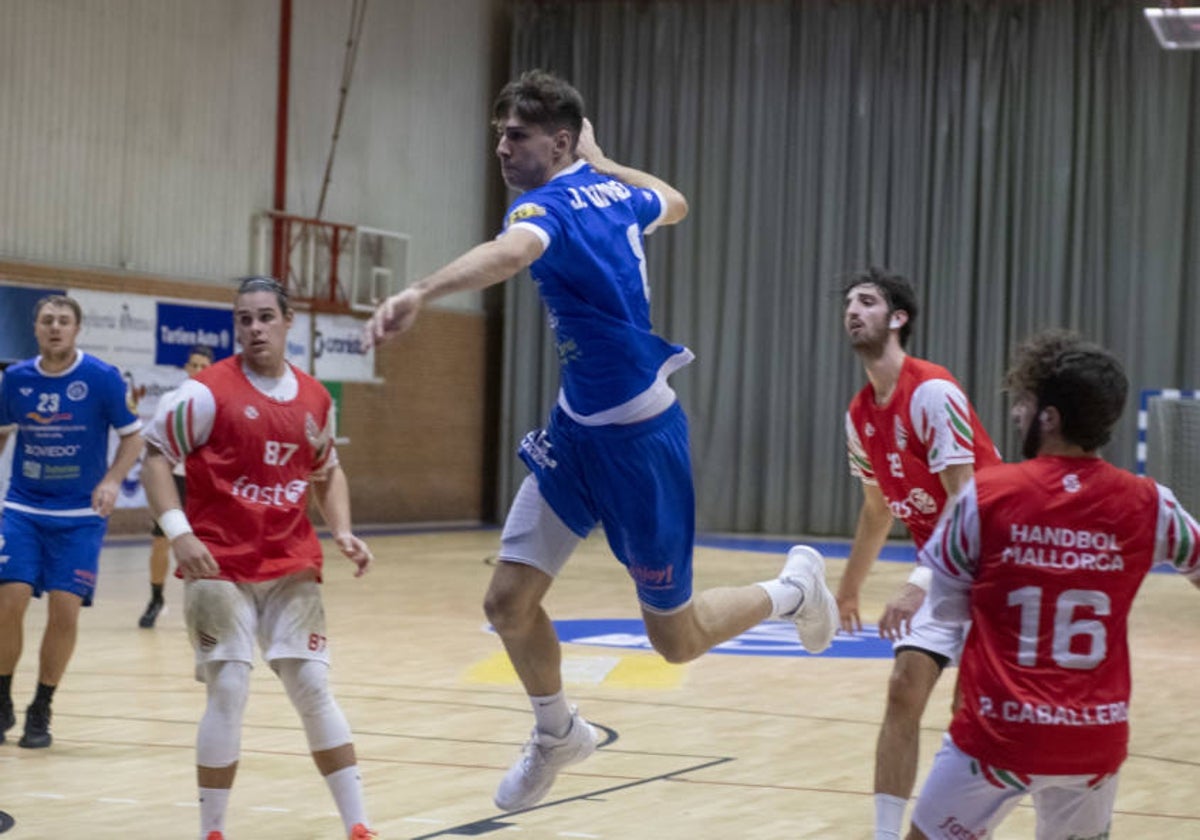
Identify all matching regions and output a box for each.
[264,440,299,465]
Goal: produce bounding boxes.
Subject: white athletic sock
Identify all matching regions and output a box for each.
[530,690,572,737]
[324,764,369,834]
[756,578,803,618]
[875,792,907,839]
[199,786,230,838]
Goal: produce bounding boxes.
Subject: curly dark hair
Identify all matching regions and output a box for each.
[1003,329,1085,395]
[1007,329,1127,452]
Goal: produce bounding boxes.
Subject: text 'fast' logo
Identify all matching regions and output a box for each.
[230,476,308,507]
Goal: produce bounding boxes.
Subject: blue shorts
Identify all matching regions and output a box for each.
[518,402,695,612]
[0,507,108,605]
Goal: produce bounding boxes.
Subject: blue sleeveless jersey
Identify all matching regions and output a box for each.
[0,352,140,513]
[503,160,690,417]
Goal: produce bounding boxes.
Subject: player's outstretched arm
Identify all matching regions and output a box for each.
[310,464,373,577]
[576,118,688,226]
[365,228,544,347]
[836,482,893,633]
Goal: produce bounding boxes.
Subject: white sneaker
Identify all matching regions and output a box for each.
[494,708,599,811]
[780,544,838,654]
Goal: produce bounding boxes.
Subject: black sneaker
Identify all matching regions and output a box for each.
[18,704,51,749]
[0,698,13,745]
[138,598,165,628]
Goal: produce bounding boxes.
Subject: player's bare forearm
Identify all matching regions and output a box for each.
[938,462,975,499]
[311,464,373,574]
[92,432,143,515]
[577,118,688,225]
[367,231,542,346]
[838,485,893,597]
[310,464,354,537]
[837,485,893,632]
[413,233,541,301]
[141,445,183,516]
[105,431,144,485]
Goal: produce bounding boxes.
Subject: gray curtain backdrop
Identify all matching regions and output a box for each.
[497,0,1200,536]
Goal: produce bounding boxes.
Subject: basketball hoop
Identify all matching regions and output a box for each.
[251,211,408,313]
[1144,6,1200,50]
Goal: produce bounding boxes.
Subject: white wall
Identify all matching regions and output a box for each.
[0,0,503,309]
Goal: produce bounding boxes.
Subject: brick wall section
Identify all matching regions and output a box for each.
[338,306,499,525]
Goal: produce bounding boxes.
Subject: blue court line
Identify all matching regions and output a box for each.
[104,522,1173,574]
[695,533,917,563]
[102,521,917,561]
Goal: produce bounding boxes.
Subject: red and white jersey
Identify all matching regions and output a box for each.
[143,356,338,583]
[922,456,1200,775]
[846,356,1001,548]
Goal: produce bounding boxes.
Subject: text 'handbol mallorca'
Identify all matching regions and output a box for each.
[1001,525,1124,572]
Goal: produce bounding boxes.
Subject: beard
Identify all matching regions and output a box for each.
[848,322,889,359]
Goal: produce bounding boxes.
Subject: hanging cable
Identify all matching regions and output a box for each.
[315,0,368,221]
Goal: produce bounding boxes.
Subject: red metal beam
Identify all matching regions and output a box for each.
[271,0,293,281]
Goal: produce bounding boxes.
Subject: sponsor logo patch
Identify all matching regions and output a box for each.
[506,202,547,226]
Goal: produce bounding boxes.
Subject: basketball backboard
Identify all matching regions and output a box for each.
[1144,7,1200,49]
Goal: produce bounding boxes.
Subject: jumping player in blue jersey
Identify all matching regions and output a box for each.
[366,70,839,811]
[0,294,143,748]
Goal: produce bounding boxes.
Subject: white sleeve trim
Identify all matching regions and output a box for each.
[115,418,144,436]
[641,187,668,235]
[505,221,551,252]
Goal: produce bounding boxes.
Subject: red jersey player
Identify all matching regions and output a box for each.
[835,268,1002,840]
[908,331,1200,840]
[141,277,377,840]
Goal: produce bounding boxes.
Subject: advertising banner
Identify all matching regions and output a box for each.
[287,311,313,370]
[70,288,157,370]
[155,302,234,366]
[312,313,375,382]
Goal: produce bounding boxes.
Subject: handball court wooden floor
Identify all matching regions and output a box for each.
[1,526,1198,839]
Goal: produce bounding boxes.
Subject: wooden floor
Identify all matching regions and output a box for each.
[1,527,1198,839]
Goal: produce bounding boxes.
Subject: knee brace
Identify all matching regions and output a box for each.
[196,660,251,768]
[275,658,352,752]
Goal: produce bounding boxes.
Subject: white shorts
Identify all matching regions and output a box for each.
[184,573,329,681]
[912,734,1118,840]
[497,475,582,578]
[894,593,965,665]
